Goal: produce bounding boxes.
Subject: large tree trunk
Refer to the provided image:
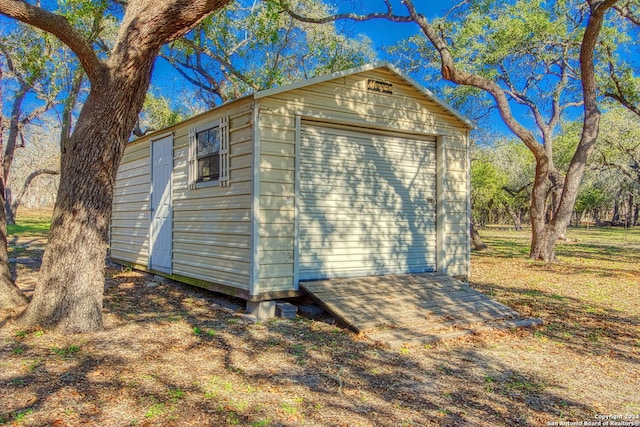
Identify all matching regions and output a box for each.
[529,158,554,260]
[16,60,155,331]
[0,0,233,333]
[529,0,612,261]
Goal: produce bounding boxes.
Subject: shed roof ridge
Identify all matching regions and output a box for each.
[253,61,474,129]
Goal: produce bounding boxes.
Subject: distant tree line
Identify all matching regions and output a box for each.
[471,106,640,229]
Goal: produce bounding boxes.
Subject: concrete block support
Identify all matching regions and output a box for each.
[275,302,298,319]
[246,300,276,320]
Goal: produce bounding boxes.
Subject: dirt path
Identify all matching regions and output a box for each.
[1,228,639,426]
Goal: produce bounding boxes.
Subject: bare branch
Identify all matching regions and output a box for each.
[614,3,640,25]
[604,46,640,118]
[277,0,413,24]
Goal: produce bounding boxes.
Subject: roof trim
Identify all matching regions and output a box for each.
[254,61,475,129]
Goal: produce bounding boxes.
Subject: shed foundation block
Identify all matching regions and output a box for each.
[246,300,276,320]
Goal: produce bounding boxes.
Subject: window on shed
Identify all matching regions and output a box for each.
[196,127,221,182]
[188,117,229,189]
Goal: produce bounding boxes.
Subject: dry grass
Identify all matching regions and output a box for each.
[1,214,638,426]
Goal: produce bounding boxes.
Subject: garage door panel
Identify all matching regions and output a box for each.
[298,124,437,280]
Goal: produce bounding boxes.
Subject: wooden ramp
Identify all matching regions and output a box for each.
[300,273,542,348]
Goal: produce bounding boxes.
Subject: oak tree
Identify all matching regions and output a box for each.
[0,0,232,331]
[278,0,620,261]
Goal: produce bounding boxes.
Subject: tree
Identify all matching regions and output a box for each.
[0,23,59,309]
[0,67,28,308]
[0,0,232,332]
[1,23,66,225]
[0,1,114,311]
[162,0,375,108]
[7,124,61,219]
[586,107,640,225]
[278,0,619,261]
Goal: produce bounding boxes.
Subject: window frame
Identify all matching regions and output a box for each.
[195,124,221,186]
[189,118,229,190]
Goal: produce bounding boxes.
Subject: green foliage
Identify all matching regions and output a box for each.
[51,345,81,358]
[163,0,376,108]
[575,186,609,218]
[391,0,587,125]
[471,155,508,215]
[145,403,165,419]
[471,139,534,224]
[137,93,185,135]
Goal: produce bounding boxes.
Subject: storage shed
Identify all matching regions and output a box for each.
[110,62,473,302]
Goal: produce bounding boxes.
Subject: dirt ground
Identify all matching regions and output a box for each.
[1,226,639,426]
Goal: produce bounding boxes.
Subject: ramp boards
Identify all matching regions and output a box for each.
[300,273,542,348]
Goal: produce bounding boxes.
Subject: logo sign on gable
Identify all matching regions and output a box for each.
[367,79,393,94]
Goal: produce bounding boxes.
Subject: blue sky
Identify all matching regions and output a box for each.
[151,1,460,115]
[4,0,616,144]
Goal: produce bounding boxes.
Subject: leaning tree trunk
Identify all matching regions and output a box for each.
[529,0,612,261]
[0,0,233,332]
[0,180,28,309]
[17,61,155,332]
[470,219,487,251]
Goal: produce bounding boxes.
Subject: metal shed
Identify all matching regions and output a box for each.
[110,62,473,303]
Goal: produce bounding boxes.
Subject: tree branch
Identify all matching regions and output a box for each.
[179,36,260,91]
[604,46,640,118]
[400,0,545,160]
[9,168,60,217]
[111,0,233,60]
[614,3,640,25]
[278,0,413,24]
[606,91,640,117]
[279,0,545,159]
[0,0,105,83]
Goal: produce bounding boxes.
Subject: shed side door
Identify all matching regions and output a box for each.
[297,123,437,281]
[150,134,173,273]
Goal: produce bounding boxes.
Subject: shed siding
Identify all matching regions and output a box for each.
[257,68,470,292]
[111,98,254,291]
[172,100,254,290]
[111,139,151,265]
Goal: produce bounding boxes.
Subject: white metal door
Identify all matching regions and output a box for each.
[297,124,437,280]
[150,135,173,273]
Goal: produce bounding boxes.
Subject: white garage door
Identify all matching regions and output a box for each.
[298,123,437,281]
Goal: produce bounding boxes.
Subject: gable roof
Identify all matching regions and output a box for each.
[254,61,475,129]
